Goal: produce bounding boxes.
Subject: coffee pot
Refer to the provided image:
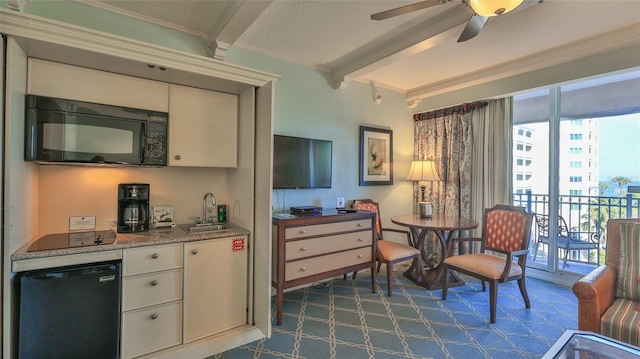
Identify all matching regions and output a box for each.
[117,183,150,233]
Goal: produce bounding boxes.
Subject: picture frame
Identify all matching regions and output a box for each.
[359,126,393,186]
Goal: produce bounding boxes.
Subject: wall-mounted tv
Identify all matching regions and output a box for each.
[273,135,332,189]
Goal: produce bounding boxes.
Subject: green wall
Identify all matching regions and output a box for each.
[10,0,418,223]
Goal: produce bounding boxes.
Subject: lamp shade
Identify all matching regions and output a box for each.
[468,0,524,17]
[406,160,440,182]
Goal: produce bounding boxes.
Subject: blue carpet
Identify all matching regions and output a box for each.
[216,267,577,358]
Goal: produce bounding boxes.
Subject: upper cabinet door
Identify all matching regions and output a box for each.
[168,84,238,168]
[27,59,169,112]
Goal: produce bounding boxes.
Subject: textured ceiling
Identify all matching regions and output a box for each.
[91,0,640,103]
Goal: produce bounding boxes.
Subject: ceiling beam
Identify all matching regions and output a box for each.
[206,0,273,60]
[329,3,472,90]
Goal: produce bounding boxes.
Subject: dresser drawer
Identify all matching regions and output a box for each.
[285,247,372,281]
[121,301,182,359]
[122,269,182,311]
[284,219,372,239]
[123,243,182,276]
[285,231,373,260]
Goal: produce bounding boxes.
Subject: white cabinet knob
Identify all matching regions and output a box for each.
[358,255,363,259]
[301,247,307,251]
[300,267,307,272]
[358,237,364,241]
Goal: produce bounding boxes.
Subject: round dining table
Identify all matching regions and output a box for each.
[391,214,479,290]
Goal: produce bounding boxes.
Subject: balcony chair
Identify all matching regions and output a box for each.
[346,199,421,297]
[442,204,534,323]
[532,213,600,268]
[572,218,640,346]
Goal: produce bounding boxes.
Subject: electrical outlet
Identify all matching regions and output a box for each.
[69,216,96,231]
[336,197,345,209]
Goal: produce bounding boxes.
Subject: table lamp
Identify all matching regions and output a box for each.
[406,160,440,218]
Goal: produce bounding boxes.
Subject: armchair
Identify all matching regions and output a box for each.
[572,218,640,346]
[533,213,600,268]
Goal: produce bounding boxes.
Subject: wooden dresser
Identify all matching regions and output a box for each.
[271,210,377,325]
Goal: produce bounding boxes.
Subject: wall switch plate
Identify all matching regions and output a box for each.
[336,197,345,209]
[69,216,96,231]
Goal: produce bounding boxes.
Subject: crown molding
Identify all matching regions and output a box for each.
[0,8,279,87]
[406,24,640,105]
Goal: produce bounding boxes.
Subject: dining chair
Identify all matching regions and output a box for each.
[348,199,421,296]
[441,204,534,323]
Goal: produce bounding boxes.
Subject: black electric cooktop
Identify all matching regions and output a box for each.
[27,230,117,252]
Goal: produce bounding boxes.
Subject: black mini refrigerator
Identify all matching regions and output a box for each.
[18,261,121,359]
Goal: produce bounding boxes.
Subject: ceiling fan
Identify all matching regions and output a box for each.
[371,0,543,42]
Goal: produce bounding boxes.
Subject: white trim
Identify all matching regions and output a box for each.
[407,24,640,104]
[0,9,279,87]
[74,0,207,38]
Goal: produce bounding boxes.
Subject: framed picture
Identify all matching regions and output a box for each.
[359,126,393,186]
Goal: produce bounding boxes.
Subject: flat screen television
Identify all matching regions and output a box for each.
[273,135,332,189]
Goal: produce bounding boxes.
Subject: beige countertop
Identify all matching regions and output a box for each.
[11,222,250,262]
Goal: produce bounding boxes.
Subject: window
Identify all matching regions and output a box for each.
[517,143,524,150]
[569,189,583,196]
[569,176,583,183]
[569,161,583,168]
[570,133,583,140]
[569,147,583,154]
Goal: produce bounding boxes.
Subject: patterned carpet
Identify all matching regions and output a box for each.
[215,266,577,359]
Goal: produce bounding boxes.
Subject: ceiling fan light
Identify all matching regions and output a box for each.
[468,0,525,17]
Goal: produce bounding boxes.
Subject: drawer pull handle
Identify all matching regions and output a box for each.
[301,247,307,251]
[151,313,159,320]
[174,155,181,160]
[358,237,364,241]
[151,280,158,286]
[151,253,159,259]
[300,267,307,272]
[192,249,198,255]
[358,254,363,259]
[357,223,363,227]
[300,230,307,234]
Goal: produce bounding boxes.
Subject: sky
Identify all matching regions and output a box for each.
[598,113,640,181]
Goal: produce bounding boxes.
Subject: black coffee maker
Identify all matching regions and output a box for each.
[117,183,150,233]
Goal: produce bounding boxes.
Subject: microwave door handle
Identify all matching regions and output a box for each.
[140,122,146,164]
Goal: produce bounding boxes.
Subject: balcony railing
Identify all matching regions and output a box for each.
[513,190,640,271]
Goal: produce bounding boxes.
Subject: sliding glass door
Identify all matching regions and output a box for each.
[513,69,640,275]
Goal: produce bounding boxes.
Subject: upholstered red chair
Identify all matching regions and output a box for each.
[349,199,421,296]
[442,204,534,323]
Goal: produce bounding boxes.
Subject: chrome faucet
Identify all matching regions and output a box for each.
[202,192,216,224]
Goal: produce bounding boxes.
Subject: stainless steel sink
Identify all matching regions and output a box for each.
[179,223,229,234]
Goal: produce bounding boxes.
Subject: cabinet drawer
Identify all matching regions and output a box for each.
[286,231,372,260]
[121,301,182,359]
[123,244,182,276]
[285,247,372,281]
[122,269,182,311]
[284,219,372,239]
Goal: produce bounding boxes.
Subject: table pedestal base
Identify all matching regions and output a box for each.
[403,266,465,290]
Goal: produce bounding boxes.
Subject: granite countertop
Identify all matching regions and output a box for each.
[11,222,250,261]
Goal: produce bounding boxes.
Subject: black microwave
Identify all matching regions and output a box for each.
[25,95,168,166]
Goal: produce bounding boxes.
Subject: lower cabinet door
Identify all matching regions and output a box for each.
[183,236,248,343]
[121,301,182,359]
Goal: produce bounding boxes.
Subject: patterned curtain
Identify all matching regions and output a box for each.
[412,102,486,261]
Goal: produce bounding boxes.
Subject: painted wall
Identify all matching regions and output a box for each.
[226,48,415,224]
[11,1,417,240]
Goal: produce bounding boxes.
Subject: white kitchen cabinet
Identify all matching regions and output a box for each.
[168,84,239,167]
[183,236,248,343]
[121,244,183,359]
[27,58,169,112]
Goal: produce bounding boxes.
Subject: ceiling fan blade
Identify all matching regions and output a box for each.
[371,0,449,21]
[457,15,489,42]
